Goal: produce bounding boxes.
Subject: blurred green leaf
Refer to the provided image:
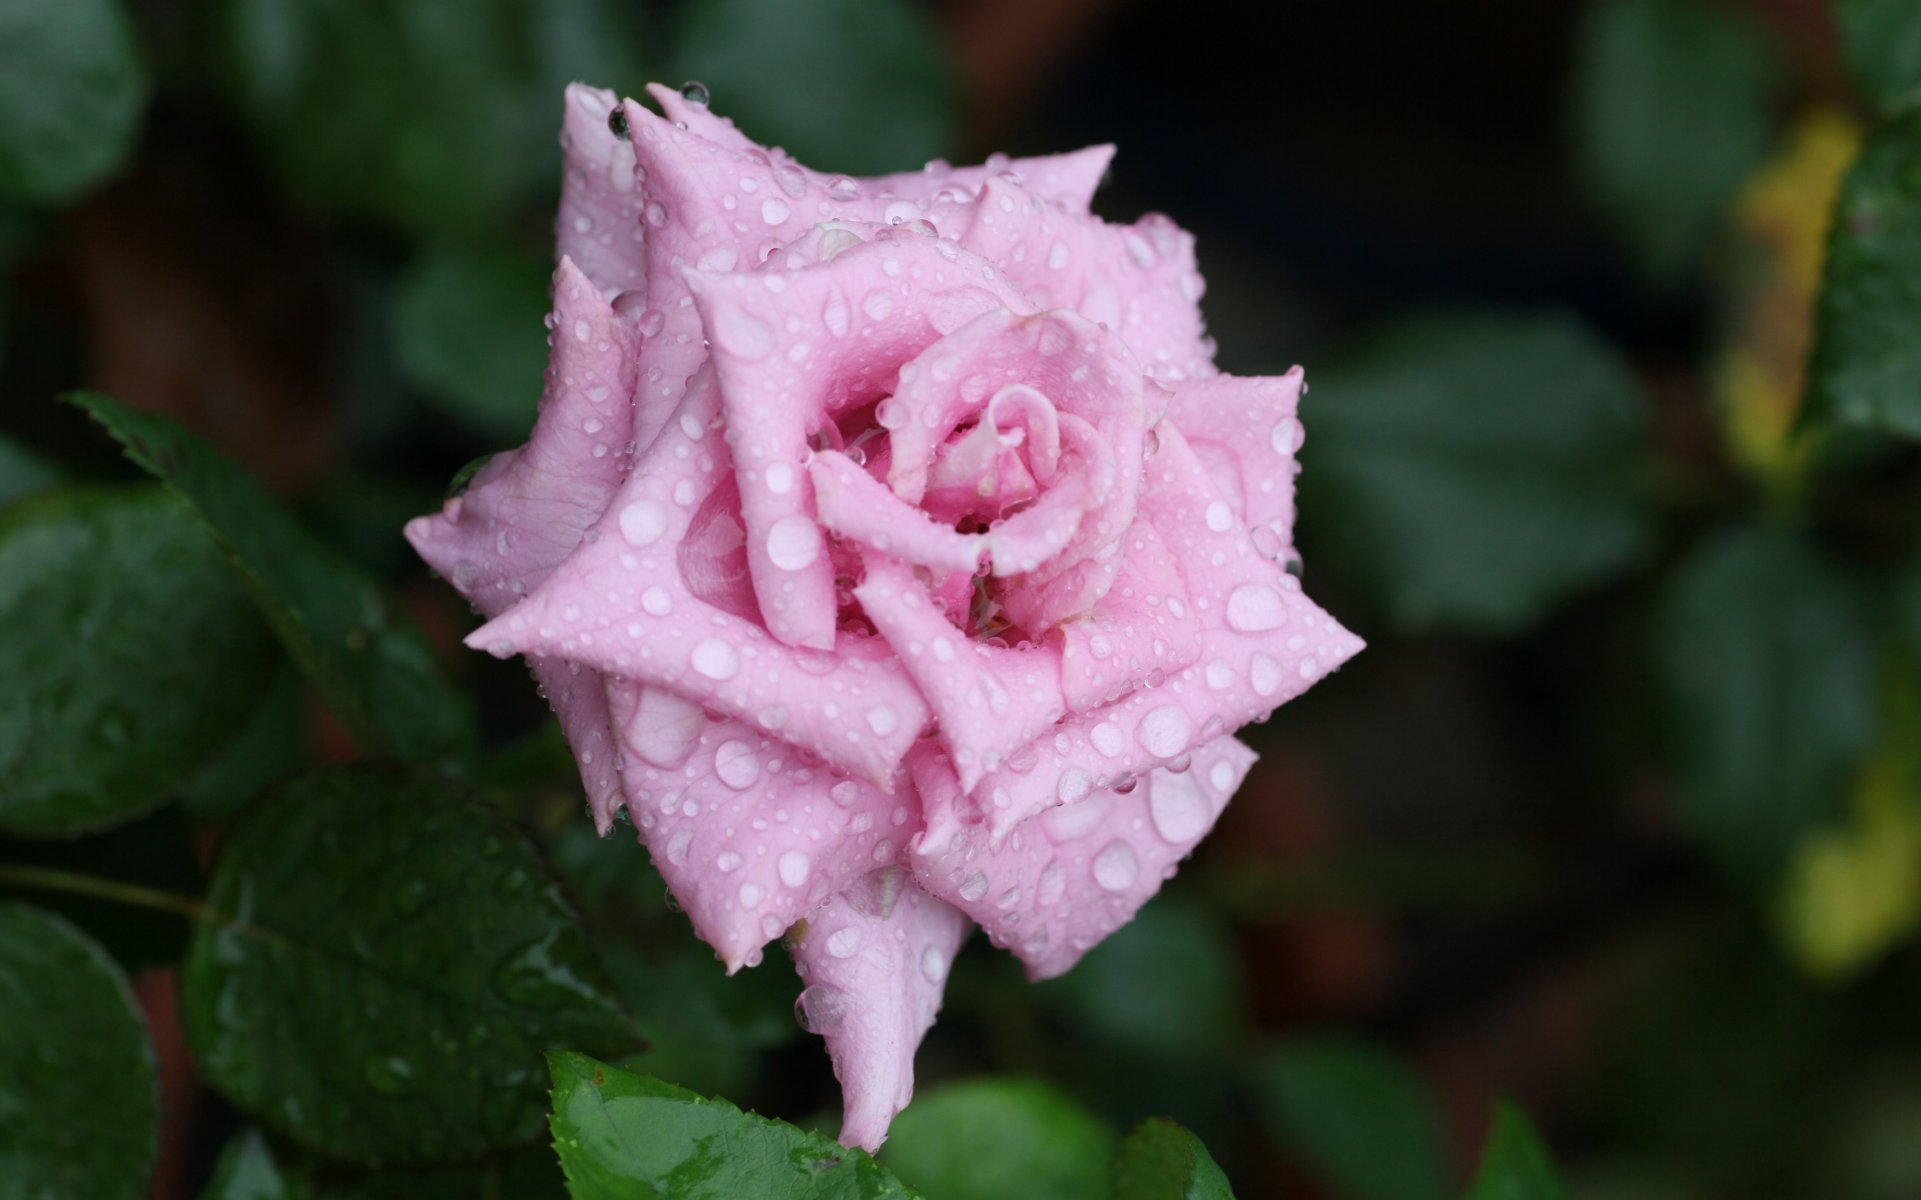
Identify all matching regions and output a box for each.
[1655,526,1876,878]
[883,1078,1113,1200]
[0,486,278,836]
[1300,312,1650,634]
[0,0,147,203]
[1036,898,1244,1059]
[220,0,644,235]
[0,434,59,507]
[1807,112,1921,439]
[178,664,308,822]
[1572,0,1780,285]
[201,1130,314,1200]
[0,808,200,971]
[182,765,641,1166]
[1840,0,1921,117]
[66,391,476,770]
[1256,1035,1450,1200]
[673,0,955,175]
[1112,1118,1236,1200]
[1464,1102,1566,1200]
[0,903,157,1200]
[547,1051,919,1198]
[394,243,552,439]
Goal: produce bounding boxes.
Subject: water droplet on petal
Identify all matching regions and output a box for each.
[679,80,710,105]
[1136,706,1192,758]
[1092,840,1140,891]
[1148,772,1211,842]
[619,500,667,546]
[714,740,760,789]
[1225,584,1287,633]
[778,850,811,888]
[766,515,822,570]
[692,639,740,680]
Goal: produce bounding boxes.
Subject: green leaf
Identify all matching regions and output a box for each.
[883,1078,1113,1200]
[65,391,474,769]
[1806,113,1921,439]
[0,903,157,1200]
[182,765,640,1166]
[1036,899,1245,1058]
[1572,0,1780,284]
[1840,0,1921,117]
[0,0,147,203]
[393,243,552,439]
[0,486,279,836]
[1112,1119,1236,1200]
[1655,525,1877,878]
[547,1051,920,1199]
[0,808,201,970]
[672,0,956,175]
[178,665,309,822]
[1464,1103,1566,1200]
[1299,312,1651,634]
[219,0,643,235]
[1255,1035,1449,1200]
[0,434,59,508]
[200,1130,314,1200]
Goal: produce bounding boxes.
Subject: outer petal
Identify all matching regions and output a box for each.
[557,85,651,298]
[961,177,1215,384]
[908,737,1255,979]
[1163,369,1305,564]
[406,258,638,830]
[966,422,1363,841]
[467,365,930,789]
[686,235,1028,650]
[1051,521,1201,713]
[789,870,971,1151]
[856,558,1068,793]
[609,686,919,972]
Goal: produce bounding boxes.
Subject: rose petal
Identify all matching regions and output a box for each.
[960,177,1215,384]
[609,686,919,971]
[966,422,1362,841]
[810,449,985,575]
[857,558,1068,793]
[908,737,1255,979]
[467,366,930,789]
[557,85,650,298]
[1163,369,1305,567]
[1051,521,1201,713]
[788,870,971,1151]
[684,237,1027,649]
[406,257,638,830]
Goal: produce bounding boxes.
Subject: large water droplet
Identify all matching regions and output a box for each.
[1148,772,1211,842]
[778,850,812,888]
[679,80,711,106]
[691,638,740,680]
[1092,840,1140,891]
[766,514,822,570]
[1136,706,1192,758]
[825,926,862,958]
[714,739,760,789]
[1225,584,1287,633]
[619,500,667,546]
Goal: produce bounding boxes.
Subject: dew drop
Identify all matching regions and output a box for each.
[714,739,760,789]
[619,500,667,546]
[691,638,740,680]
[1148,772,1211,842]
[1092,840,1140,891]
[826,926,862,958]
[778,850,812,888]
[679,80,710,105]
[1225,584,1287,633]
[1136,706,1192,758]
[766,514,822,570]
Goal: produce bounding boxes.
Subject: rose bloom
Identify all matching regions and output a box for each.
[408,82,1361,1149]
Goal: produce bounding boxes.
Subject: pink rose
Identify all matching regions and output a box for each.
[407,82,1361,1150]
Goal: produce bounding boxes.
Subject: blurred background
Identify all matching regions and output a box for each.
[5,0,1921,1197]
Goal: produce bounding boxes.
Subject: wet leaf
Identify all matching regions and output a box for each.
[1112,1119,1236,1200]
[0,433,59,508]
[1300,312,1651,634]
[1807,112,1921,439]
[1655,526,1877,878]
[0,808,201,971]
[672,0,956,175]
[66,391,475,770]
[182,765,640,1166]
[1573,0,1780,284]
[0,0,147,203]
[547,1051,920,1198]
[1464,1102,1566,1200]
[883,1078,1113,1200]
[0,903,157,1199]
[1256,1035,1449,1200]
[0,486,278,836]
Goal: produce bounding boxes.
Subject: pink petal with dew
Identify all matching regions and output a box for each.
[557,86,650,299]
[1163,369,1306,565]
[788,870,971,1151]
[405,258,638,830]
[608,684,919,972]
[961,177,1215,385]
[908,737,1254,979]
[964,422,1363,842]
[648,80,1115,216]
[857,558,1069,794]
[1051,521,1201,714]
[466,366,929,789]
[810,449,985,575]
[685,236,1028,650]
